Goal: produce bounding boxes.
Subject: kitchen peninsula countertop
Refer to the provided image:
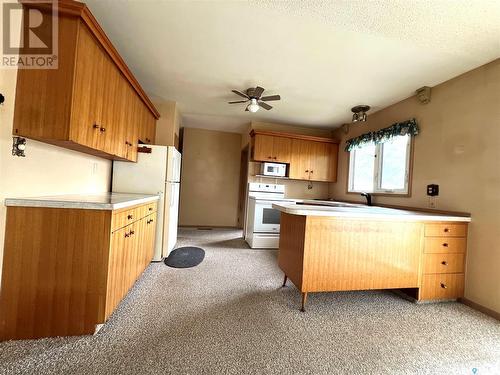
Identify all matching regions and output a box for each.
[5,192,159,211]
[273,200,471,222]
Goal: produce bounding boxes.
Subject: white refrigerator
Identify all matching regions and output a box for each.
[112,145,181,261]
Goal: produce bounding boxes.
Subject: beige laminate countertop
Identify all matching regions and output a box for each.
[5,193,159,211]
[273,200,471,222]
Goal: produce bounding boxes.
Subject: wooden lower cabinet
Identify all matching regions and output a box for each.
[0,202,157,341]
[277,213,469,310]
[417,222,468,302]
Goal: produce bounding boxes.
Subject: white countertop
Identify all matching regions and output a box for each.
[272,200,471,222]
[5,193,159,210]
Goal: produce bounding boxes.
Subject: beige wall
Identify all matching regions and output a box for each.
[244,121,334,199]
[154,100,180,148]
[330,59,500,313]
[179,127,242,227]
[0,67,112,283]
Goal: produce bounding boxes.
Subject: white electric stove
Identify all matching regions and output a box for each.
[245,183,294,249]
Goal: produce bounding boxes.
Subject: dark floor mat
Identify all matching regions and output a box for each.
[164,246,205,268]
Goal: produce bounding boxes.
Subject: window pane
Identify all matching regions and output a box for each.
[351,143,376,192]
[380,135,409,190]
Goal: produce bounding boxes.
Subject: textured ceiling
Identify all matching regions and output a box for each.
[85,0,500,131]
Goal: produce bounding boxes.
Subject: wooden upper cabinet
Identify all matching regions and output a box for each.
[253,134,291,163]
[12,1,160,162]
[289,139,311,180]
[251,130,339,182]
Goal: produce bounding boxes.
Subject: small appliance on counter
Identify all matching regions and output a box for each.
[260,162,287,177]
[245,183,293,249]
[112,145,182,261]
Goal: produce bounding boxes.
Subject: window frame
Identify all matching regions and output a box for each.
[347,135,413,196]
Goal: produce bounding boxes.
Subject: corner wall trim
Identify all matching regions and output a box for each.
[459,297,500,321]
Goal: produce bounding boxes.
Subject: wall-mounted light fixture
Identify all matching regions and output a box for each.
[351,105,370,123]
[12,137,26,157]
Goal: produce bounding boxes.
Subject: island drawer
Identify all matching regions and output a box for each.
[424,237,467,254]
[423,253,465,274]
[424,223,467,237]
[420,273,464,301]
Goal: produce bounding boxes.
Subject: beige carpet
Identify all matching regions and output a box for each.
[0,228,499,374]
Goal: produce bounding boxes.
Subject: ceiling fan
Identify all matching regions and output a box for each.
[228,86,281,112]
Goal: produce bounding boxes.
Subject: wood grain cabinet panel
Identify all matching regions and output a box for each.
[12,2,159,162]
[0,202,158,341]
[420,274,465,301]
[424,223,468,237]
[289,139,311,180]
[424,237,467,254]
[423,253,465,274]
[253,134,275,161]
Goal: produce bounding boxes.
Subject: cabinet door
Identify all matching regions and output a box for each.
[125,85,139,161]
[145,214,157,266]
[145,110,156,145]
[273,136,291,163]
[100,55,122,155]
[112,77,130,160]
[105,225,128,319]
[289,139,311,180]
[70,23,104,149]
[308,142,330,181]
[253,135,274,162]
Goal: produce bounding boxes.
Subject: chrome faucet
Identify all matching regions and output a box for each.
[361,192,372,206]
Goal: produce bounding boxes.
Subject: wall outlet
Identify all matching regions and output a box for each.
[428,196,437,209]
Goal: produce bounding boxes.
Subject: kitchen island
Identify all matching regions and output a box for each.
[273,201,471,311]
[0,193,159,340]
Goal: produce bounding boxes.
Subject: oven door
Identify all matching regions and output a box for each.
[253,200,282,233]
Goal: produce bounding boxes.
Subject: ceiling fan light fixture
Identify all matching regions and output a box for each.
[351,105,370,123]
[247,98,260,113]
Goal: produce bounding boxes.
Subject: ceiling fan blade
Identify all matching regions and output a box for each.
[259,101,272,110]
[232,90,249,99]
[260,95,281,102]
[253,86,265,98]
[228,100,248,104]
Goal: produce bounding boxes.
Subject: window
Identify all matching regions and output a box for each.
[348,134,412,194]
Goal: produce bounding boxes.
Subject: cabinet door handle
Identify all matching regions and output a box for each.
[130,230,135,235]
[442,243,449,247]
[125,233,130,238]
[148,207,153,211]
[100,127,106,132]
[441,261,448,266]
[273,156,277,160]
[93,124,100,129]
[127,214,133,220]
[310,170,314,174]
[305,170,309,173]
[443,228,450,233]
[440,283,447,289]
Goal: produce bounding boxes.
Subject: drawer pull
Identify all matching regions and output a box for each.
[443,228,450,233]
[442,243,449,247]
[127,214,133,220]
[440,283,447,289]
[148,207,153,211]
[441,261,448,266]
